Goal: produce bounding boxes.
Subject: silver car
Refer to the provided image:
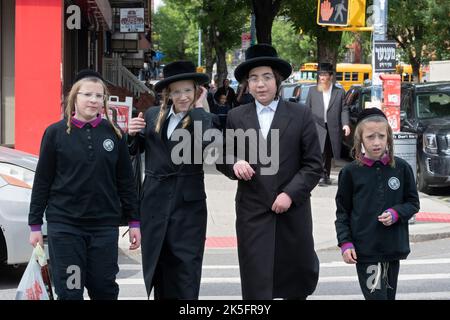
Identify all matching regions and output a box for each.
[0,146,47,265]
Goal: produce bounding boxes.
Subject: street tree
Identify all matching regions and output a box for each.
[282,0,343,68]
[250,0,283,44]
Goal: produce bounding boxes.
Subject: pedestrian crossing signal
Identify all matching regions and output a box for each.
[317,0,349,26]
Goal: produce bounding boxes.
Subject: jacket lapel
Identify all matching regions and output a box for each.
[327,85,339,112]
[244,102,261,131]
[268,100,291,143]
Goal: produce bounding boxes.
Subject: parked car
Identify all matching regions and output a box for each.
[0,146,47,265]
[343,82,450,193]
[279,83,299,102]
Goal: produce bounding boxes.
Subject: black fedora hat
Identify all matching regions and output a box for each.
[74,69,104,84]
[234,44,292,82]
[318,62,334,74]
[356,107,387,125]
[154,60,209,92]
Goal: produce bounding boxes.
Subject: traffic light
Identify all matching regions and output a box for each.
[317,0,349,26]
[317,0,366,27]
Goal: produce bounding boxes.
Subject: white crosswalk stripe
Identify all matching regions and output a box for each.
[116,257,450,300]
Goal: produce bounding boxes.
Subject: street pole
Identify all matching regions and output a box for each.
[371,0,388,105]
[250,13,256,46]
[198,28,202,67]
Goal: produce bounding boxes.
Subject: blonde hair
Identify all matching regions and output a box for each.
[65,77,122,139]
[352,115,395,167]
[154,81,200,133]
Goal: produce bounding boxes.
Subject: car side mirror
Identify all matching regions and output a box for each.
[289,97,297,103]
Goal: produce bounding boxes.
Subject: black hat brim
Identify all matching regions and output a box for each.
[234,57,292,82]
[154,73,209,92]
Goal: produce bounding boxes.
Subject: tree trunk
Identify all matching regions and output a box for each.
[203,26,214,81]
[215,44,228,86]
[251,0,282,44]
[316,30,343,70]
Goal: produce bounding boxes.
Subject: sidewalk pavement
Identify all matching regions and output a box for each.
[119,163,450,257]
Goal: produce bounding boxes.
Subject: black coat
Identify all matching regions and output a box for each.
[218,100,323,299]
[306,85,349,160]
[130,106,217,299]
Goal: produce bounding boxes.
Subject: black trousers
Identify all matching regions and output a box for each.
[323,125,333,178]
[47,222,119,300]
[356,261,400,300]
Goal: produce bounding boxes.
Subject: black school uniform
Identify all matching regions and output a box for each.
[335,155,420,299]
[29,116,138,300]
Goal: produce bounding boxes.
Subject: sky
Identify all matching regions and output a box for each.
[154,0,164,11]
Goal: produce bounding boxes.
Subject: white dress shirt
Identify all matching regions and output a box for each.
[166,106,186,139]
[322,85,332,124]
[255,99,278,139]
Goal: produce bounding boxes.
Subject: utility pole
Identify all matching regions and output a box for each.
[371,0,388,105]
[198,28,202,67]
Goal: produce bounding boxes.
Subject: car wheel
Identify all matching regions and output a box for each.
[417,158,432,194]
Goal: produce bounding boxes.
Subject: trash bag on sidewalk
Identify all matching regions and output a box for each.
[15,244,54,300]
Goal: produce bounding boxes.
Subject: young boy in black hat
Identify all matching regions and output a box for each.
[335,107,420,300]
[218,44,323,300]
[29,69,141,300]
[306,62,350,186]
[128,60,218,300]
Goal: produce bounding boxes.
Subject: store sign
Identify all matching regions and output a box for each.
[374,40,396,72]
[120,8,145,33]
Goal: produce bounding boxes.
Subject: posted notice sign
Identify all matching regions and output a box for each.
[104,96,133,133]
[374,40,397,72]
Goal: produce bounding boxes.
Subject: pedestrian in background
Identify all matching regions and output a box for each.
[335,108,420,300]
[29,70,141,300]
[306,62,350,186]
[218,44,323,300]
[128,61,218,300]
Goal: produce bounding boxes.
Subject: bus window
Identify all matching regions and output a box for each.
[336,72,343,81]
[345,73,351,81]
[364,73,369,80]
[351,72,358,81]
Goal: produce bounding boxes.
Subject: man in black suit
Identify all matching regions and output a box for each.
[306,62,350,186]
[218,44,323,300]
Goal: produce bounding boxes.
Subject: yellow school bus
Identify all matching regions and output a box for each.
[335,64,372,91]
[299,62,422,91]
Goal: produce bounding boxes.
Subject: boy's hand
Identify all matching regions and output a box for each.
[128,112,146,136]
[233,160,255,181]
[271,192,292,214]
[129,228,141,250]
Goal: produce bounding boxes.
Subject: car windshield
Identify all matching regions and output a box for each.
[416,92,450,119]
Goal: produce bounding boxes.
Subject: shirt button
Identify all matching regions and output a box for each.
[88,145,93,150]
[87,136,92,140]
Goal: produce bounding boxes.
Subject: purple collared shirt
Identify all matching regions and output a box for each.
[71,114,102,128]
[360,152,390,167]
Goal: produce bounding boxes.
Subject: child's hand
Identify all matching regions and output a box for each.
[342,248,357,264]
[378,211,393,226]
[194,86,208,108]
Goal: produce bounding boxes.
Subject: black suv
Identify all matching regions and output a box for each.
[344,82,450,193]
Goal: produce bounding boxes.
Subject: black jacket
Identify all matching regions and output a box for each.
[335,157,420,263]
[29,119,138,227]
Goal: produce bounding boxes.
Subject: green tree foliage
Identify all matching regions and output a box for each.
[281,0,343,67]
[153,2,196,62]
[271,17,316,69]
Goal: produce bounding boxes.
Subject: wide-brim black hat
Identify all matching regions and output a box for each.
[74,69,104,84]
[356,107,387,125]
[234,44,292,82]
[318,62,334,73]
[154,60,209,92]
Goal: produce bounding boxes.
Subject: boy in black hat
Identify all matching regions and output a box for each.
[306,62,350,186]
[128,60,218,300]
[218,44,323,300]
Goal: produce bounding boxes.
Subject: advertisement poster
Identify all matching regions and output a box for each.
[103,96,133,133]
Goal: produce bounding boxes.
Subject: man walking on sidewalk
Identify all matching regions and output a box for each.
[306,62,350,186]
